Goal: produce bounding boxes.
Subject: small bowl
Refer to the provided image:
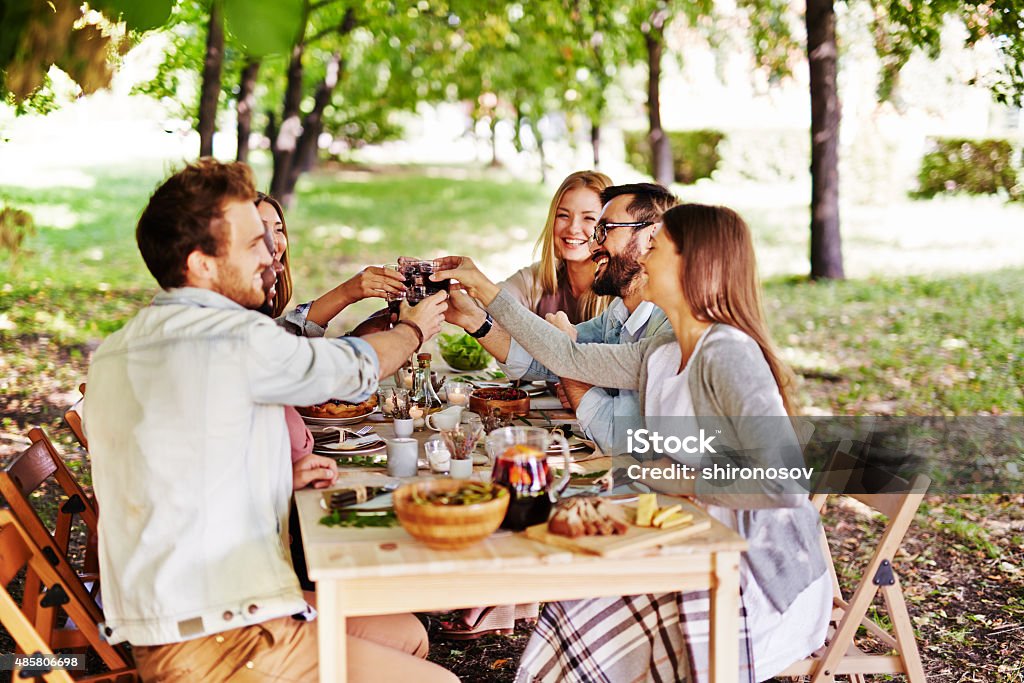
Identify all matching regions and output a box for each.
[393,479,509,550]
[469,387,530,418]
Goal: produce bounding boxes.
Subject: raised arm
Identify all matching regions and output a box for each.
[490,289,661,389]
[434,256,655,390]
[306,265,407,329]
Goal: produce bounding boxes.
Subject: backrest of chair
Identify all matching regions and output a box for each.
[65,405,88,451]
[4,439,58,498]
[27,428,98,525]
[813,443,931,601]
[0,429,98,563]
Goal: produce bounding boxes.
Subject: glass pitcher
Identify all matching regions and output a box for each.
[486,426,572,531]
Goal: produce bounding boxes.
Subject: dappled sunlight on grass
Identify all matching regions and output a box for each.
[24,203,82,230]
[766,269,1024,415]
[0,168,98,190]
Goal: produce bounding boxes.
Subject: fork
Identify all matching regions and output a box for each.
[314,425,373,445]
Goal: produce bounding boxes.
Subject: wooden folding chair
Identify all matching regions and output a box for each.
[64,383,88,450]
[0,511,136,682]
[780,446,930,682]
[0,428,105,654]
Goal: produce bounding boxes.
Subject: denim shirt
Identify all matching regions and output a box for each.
[499,299,670,453]
[84,287,379,645]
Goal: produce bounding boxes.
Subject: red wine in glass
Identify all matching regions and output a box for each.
[401,260,450,304]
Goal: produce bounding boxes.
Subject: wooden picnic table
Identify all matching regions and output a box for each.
[297,407,748,683]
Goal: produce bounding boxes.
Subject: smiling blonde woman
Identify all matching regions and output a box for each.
[499,170,613,324]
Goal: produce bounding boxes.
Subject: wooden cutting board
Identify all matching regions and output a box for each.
[524,496,712,558]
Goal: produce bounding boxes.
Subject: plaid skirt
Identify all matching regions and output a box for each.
[515,590,754,683]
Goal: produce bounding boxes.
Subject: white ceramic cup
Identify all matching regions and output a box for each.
[393,418,414,438]
[426,406,464,431]
[449,456,473,479]
[386,438,419,478]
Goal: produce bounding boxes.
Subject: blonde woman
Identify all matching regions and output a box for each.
[500,170,613,324]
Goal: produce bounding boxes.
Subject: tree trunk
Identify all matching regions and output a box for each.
[282,52,342,204]
[235,60,260,163]
[197,2,224,158]
[512,100,524,155]
[270,44,306,201]
[591,121,601,168]
[806,0,845,279]
[270,8,357,206]
[645,29,673,187]
[489,115,500,167]
[530,117,547,184]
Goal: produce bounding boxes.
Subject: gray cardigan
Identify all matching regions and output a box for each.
[488,289,826,612]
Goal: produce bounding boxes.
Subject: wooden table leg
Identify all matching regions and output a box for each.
[317,580,345,683]
[709,551,741,683]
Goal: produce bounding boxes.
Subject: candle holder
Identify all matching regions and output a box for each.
[377,387,411,420]
[444,380,472,407]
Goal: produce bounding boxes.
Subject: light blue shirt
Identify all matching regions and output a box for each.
[84,287,379,645]
[499,299,670,453]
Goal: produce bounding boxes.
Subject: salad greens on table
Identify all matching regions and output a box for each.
[438,333,494,371]
[319,509,399,528]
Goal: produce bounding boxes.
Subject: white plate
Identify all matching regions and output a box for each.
[314,441,387,457]
[301,408,379,426]
[521,383,549,397]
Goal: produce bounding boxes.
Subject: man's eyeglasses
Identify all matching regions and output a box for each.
[589,220,655,246]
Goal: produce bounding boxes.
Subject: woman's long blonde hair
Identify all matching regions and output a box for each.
[534,170,613,320]
[255,192,293,318]
[662,204,796,416]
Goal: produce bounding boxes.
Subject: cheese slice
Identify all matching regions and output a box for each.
[635,494,659,527]
[651,504,682,528]
[656,512,693,530]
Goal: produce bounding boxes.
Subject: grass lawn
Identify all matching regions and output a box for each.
[1,161,1022,682]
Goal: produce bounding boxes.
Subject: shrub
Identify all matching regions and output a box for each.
[623,129,726,184]
[0,203,35,262]
[913,137,1021,201]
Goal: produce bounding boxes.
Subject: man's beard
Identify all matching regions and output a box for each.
[213,260,265,309]
[592,241,643,298]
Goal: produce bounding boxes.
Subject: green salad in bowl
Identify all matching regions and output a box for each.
[438,332,493,371]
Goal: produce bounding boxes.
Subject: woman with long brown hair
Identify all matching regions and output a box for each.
[499,170,613,324]
[435,203,831,682]
[255,192,406,332]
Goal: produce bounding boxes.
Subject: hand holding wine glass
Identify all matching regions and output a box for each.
[432,256,501,305]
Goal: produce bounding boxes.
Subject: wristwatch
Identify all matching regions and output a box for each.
[468,313,494,339]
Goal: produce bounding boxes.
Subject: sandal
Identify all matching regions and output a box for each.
[435,605,516,640]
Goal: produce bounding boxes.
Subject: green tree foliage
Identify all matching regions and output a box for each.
[867,0,1024,107]
[0,0,125,103]
[914,137,1021,200]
